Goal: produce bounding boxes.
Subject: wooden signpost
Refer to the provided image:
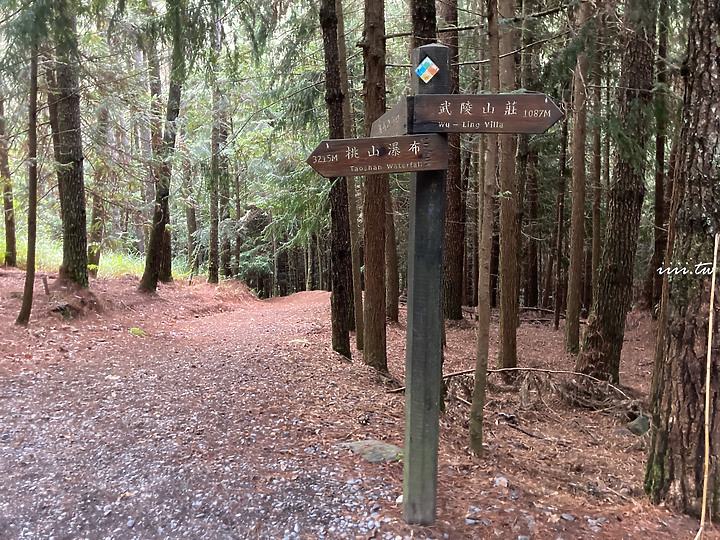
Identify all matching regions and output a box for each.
[306,134,447,178]
[370,92,563,138]
[307,43,563,527]
[402,43,450,526]
[370,98,408,138]
[411,93,564,134]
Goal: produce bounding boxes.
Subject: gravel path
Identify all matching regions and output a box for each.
[0,293,414,539]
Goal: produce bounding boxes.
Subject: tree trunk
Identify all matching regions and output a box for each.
[411,0,436,48]
[575,0,655,384]
[469,0,498,456]
[336,0,364,347]
[361,0,388,371]
[542,208,558,308]
[54,2,88,288]
[591,28,603,307]
[0,96,16,267]
[184,166,199,273]
[385,184,400,321]
[639,0,668,312]
[234,169,243,277]
[553,116,568,330]
[525,149,539,306]
[645,0,720,515]
[497,0,518,370]
[209,19,227,284]
[565,1,591,353]
[438,0,464,321]
[519,0,537,308]
[17,47,38,325]
[208,170,219,284]
[88,106,109,278]
[140,0,183,292]
[220,184,232,277]
[44,64,63,220]
[320,0,353,359]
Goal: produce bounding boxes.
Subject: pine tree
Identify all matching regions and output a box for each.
[645,0,720,516]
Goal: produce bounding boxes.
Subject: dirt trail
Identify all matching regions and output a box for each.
[0,284,406,539]
[0,271,714,539]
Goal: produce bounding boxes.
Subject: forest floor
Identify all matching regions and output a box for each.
[0,267,716,540]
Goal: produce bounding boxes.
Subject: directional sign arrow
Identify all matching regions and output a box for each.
[370,99,408,138]
[412,93,564,134]
[306,134,448,178]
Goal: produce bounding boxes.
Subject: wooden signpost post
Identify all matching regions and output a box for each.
[307,43,563,527]
[402,43,449,526]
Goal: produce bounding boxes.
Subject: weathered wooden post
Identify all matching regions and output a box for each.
[403,43,450,525]
[308,39,563,527]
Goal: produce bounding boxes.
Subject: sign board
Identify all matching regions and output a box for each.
[412,93,564,134]
[370,99,408,138]
[306,134,448,178]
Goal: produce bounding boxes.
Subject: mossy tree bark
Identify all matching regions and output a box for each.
[645,0,720,517]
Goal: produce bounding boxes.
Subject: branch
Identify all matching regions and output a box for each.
[389,366,632,401]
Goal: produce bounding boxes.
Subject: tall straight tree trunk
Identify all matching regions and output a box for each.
[565,1,591,353]
[385,185,400,321]
[591,27,603,304]
[542,210,558,308]
[209,18,227,284]
[382,2,399,322]
[140,0,184,292]
[361,0,388,371]
[554,116,568,329]
[639,0,668,312]
[184,166,199,272]
[44,64,63,220]
[220,185,232,276]
[0,96,16,267]
[336,0,364,347]
[439,0,464,321]
[208,176,219,283]
[88,106,109,278]
[469,0,498,455]
[645,0,720,515]
[17,47,38,326]
[519,0,537,307]
[525,149,539,306]
[134,47,155,219]
[233,169,243,277]
[497,0,518,370]
[575,0,655,384]
[54,1,88,288]
[320,0,353,359]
